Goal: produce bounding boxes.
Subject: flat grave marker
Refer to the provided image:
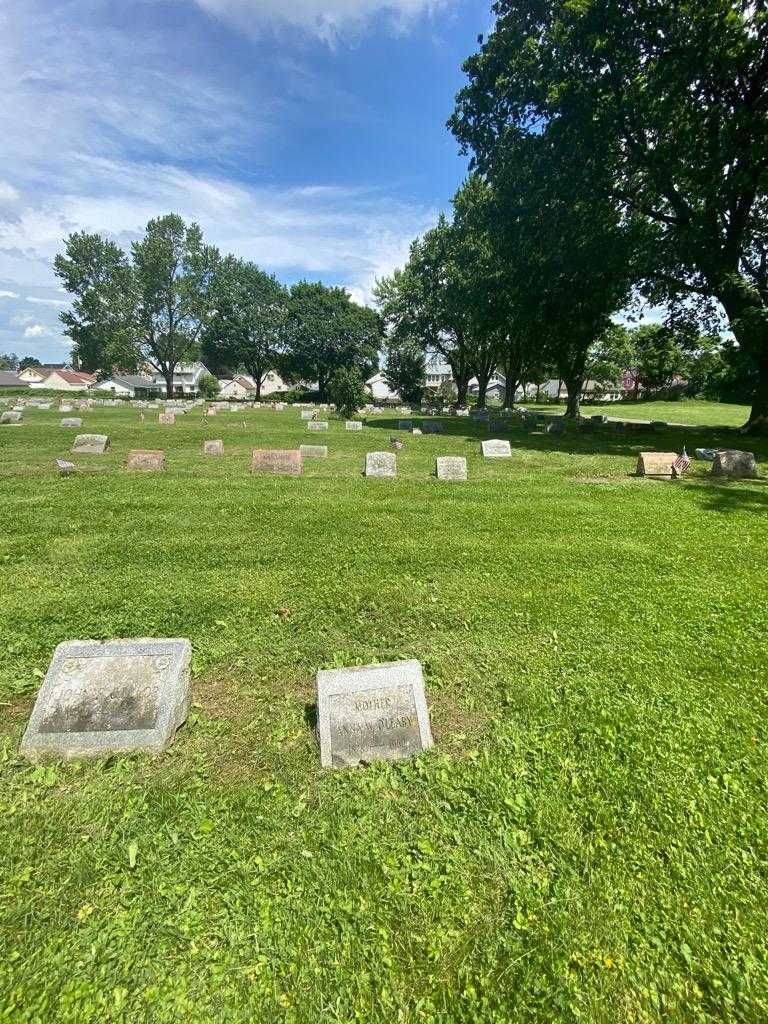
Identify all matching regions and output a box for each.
[60,417,82,428]
[436,456,467,481]
[158,413,175,425]
[0,411,22,424]
[345,421,363,431]
[636,452,677,478]
[72,433,109,454]
[301,410,316,420]
[55,459,76,476]
[365,451,396,478]
[203,439,224,455]
[300,445,328,459]
[481,439,512,458]
[251,449,302,476]
[127,449,165,471]
[20,638,191,760]
[316,659,433,768]
[307,421,328,431]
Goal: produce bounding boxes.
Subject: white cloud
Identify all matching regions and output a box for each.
[23,323,48,337]
[0,290,19,298]
[25,296,68,306]
[192,0,448,43]
[0,181,20,203]
[10,314,35,326]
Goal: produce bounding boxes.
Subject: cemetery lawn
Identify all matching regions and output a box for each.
[576,398,751,428]
[1,403,768,1024]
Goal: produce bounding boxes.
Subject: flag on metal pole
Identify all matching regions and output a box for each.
[672,447,691,476]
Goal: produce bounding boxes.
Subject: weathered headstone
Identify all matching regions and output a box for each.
[481,439,512,458]
[412,428,423,435]
[299,444,328,460]
[436,456,467,481]
[60,417,82,428]
[345,421,363,431]
[712,449,758,479]
[20,638,191,760]
[0,411,22,424]
[203,439,224,455]
[251,449,302,476]
[365,451,396,478]
[307,421,328,431]
[60,403,73,413]
[636,452,677,478]
[158,413,175,425]
[72,433,109,454]
[55,459,76,476]
[301,410,316,420]
[316,659,433,768]
[127,449,165,471]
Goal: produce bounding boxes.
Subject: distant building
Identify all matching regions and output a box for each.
[218,375,256,400]
[148,362,212,397]
[367,371,397,401]
[97,374,160,398]
[0,371,24,388]
[18,363,69,384]
[29,369,97,391]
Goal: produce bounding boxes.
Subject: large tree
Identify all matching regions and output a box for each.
[203,256,288,399]
[283,282,380,400]
[382,337,426,404]
[451,0,768,431]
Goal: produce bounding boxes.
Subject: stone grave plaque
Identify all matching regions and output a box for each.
[345,421,363,431]
[203,439,224,455]
[365,451,396,478]
[127,449,165,471]
[20,638,191,760]
[72,433,109,454]
[316,659,433,768]
[60,403,73,412]
[301,410,316,420]
[436,456,467,481]
[56,459,76,476]
[1,411,22,424]
[481,439,512,458]
[307,421,328,431]
[37,403,52,411]
[251,449,302,476]
[300,445,328,459]
[158,413,175,424]
[636,452,677,478]
[423,421,443,434]
[712,449,758,479]
[61,417,82,428]
[412,428,423,435]
[206,408,217,417]
[398,419,412,430]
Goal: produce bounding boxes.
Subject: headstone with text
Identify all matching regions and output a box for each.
[300,445,328,459]
[316,660,433,768]
[636,452,677,478]
[481,439,512,458]
[436,456,467,481]
[20,638,191,760]
[127,449,165,471]
[60,418,82,428]
[72,434,109,454]
[365,451,396,478]
[203,439,224,455]
[345,421,363,431]
[251,449,302,476]
[307,421,328,431]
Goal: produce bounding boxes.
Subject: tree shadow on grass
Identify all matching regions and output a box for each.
[692,479,768,515]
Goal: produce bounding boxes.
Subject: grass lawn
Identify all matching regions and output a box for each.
[1,402,767,1023]
[573,399,752,429]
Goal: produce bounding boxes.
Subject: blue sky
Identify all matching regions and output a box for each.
[0,0,490,363]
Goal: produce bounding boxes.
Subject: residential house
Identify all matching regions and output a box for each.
[18,363,69,384]
[218,375,256,400]
[0,371,24,388]
[366,371,397,401]
[148,362,212,397]
[29,369,97,391]
[96,374,160,398]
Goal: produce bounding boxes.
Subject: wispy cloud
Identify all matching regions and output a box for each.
[23,323,48,337]
[0,290,19,299]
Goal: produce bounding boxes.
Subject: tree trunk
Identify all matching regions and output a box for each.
[717,283,768,433]
[476,373,489,409]
[317,371,326,402]
[255,375,262,400]
[164,368,174,399]
[504,374,518,408]
[563,377,583,418]
[557,379,563,402]
[744,354,768,432]
[536,383,541,402]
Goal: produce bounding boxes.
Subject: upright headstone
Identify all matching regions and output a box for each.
[20,638,191,760]
[316,660,433,768]
[365,451,396,478]
[127,449,165,471]
[436,456,467,481]
[158,413,175,425]
[0,411,22,424]
[307,421,328,431]
[60,418,82,428]
[251,449,302,476]
[299,445,328,459]
[481,439,512,459]
[636,452,677,478]
[203,439,224,455]
[712,449,758,479]
[72,434,109,454]
[345,421,363,431]
[301,410,316,420]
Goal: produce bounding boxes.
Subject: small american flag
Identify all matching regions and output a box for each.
[673,447,691,476]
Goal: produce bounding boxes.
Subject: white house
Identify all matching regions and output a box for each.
[366,371,397,401]
[18,363,69,384]
[260,370,287,396]
[424,360,453,389]
[148,362,212,397]
[96,374,159,398]
[218,375,255,400]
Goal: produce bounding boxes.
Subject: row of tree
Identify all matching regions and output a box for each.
[54,215,381,401]
[403,0,768,432]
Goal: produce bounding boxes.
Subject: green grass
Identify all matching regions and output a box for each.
[1,402,767,1023]
[575,399,752,428]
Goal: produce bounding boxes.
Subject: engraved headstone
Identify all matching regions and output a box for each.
[0,411,22,424]
[60,403,73,413]
[127,449,165,471]
[636,452,677,478]
[316,659,433,768]
[712,449,758,479]
[251,449,302,476]
[481,439,512,458]
[345,421,363,431]
[60,417,82,428]
[72,433,109,454]
[20,639,191,760]
[436,456,467,481]
[307,421,328,431]
[365,451,396,478]
[55,459,76,476]
[158,413,175,425]
[299,445,328,459]
[203,439,224,455]
[301,410,316,420]
[412,428,423,435]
